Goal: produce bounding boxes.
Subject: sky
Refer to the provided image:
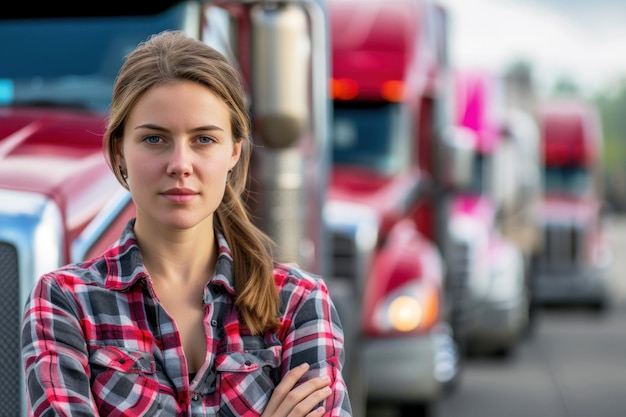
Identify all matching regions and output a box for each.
[437,0,626,97]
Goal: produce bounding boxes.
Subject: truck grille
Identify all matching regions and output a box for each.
[446,241,470,291]
[330,230,359,282]
[536,224,584,269]
[445,241,472,327]
[0,242,21,416]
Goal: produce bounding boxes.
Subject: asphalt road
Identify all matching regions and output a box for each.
[368,214,626,417]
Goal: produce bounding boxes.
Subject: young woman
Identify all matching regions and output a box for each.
[21,30,352,416]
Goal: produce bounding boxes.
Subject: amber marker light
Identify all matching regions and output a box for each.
[381,80,404,102]
[420,285,440,330]
[331,78,359,100]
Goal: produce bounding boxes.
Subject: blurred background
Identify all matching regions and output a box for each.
[441,0,626,212]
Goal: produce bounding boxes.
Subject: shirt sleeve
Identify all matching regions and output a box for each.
[279,274,353,416]
[21,274,99,417]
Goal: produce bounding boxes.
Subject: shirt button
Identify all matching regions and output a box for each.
[211,320,218,327]
[245,360,252,366]
[191,394,200,402]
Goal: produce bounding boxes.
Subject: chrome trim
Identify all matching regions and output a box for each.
[0,188,63,417]
[71,188,132,263]
[0,189,64,317]
[324,201,379,286]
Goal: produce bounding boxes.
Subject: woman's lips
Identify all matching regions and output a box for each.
[161,188,197,203]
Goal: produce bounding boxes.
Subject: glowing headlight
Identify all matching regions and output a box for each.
[373,282,439,333]
[388,296,423,332]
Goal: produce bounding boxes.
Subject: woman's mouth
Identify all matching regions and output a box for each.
[161,188,197,203]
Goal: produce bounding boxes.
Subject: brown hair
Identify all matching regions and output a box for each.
[103,30,280,334]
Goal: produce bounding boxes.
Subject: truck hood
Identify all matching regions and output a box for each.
[0,107,123,235]
[328,166,423,232]
[542,194,600,224]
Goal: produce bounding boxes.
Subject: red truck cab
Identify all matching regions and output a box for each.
[532,99,612,310]
[326,0,462,415]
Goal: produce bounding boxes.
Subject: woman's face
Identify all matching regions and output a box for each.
[119,80,241,231]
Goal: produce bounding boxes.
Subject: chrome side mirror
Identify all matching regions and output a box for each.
[439,125,476,189]
[251,3,310,148]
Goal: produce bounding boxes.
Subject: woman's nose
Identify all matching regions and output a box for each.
[166,143,193,177]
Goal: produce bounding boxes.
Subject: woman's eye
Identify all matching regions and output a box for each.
[144,135,161,144]
[198,136,216,144]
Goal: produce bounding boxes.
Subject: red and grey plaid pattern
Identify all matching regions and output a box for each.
[21,219,352,416]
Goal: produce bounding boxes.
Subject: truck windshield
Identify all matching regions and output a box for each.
[332,102,411,175]
[544,167,591,196]
[0,3,191,112]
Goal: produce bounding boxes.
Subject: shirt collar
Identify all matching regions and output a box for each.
[102,218,236,295]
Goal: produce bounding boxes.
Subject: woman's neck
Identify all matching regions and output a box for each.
[133,216,218,286]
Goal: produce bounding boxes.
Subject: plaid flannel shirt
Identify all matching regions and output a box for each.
[21,219,352,416]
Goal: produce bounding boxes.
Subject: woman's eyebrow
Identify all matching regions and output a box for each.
[134,123,226,133]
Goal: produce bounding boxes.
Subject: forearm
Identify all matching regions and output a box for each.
[282,279,352,416]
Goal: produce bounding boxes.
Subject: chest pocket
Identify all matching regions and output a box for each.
[89,346,163,417]
[215,341,282,416]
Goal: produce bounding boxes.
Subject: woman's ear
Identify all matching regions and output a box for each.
[115,145,128,181]
[230,139,243,170]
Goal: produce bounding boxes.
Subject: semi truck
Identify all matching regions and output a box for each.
[532,98,612,310]
[326,0,467,414]
[0,1,369,415]
[444,68,533,356]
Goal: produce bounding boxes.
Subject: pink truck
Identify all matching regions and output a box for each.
[445,68,536,356]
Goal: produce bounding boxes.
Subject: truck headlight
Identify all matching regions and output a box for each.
[373,281,439,333]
